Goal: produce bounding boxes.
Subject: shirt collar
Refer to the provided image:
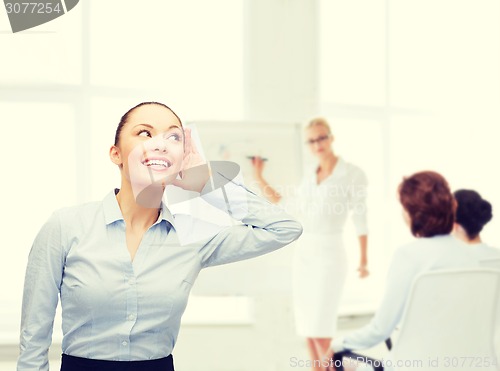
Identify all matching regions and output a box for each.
[333,156,347,177]
[310,156,347,178]
[103,189,176,229]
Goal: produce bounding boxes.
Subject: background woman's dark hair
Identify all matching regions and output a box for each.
[399,171,455,237]
[114,102,182,146]
[454,189,493,240]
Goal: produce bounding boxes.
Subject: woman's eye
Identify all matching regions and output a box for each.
[138,129,151,137]
[166,133,181,142]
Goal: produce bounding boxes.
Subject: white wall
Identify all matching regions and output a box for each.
[2,1,500,370]
[243,0,318,122]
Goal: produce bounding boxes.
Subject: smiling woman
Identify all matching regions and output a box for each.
[17,102,303,371]
[110,103,188,211]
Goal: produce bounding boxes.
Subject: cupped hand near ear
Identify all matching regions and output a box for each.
[172,127,210,193]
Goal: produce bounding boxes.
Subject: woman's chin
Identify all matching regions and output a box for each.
[129,173,178,207]
[130,172,178,188]
[134,184,165,208]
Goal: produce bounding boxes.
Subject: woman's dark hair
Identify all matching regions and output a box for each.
[114,102,182,146]
[399,171,455,238]
[454,189,492,240]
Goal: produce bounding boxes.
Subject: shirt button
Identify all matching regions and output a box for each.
[128,278,135,285]
[122,341,128,346]
[128,314,135,321]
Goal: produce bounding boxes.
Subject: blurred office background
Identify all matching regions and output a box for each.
[1,1,500,370]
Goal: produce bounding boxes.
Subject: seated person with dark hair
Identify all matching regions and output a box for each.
[453,189,500,257]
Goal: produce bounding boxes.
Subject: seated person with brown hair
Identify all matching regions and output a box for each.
[328,171,500,370]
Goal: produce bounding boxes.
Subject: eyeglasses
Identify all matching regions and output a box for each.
[305,135,330,145]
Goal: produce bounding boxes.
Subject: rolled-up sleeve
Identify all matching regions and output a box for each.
[18,212,65,371]
[199,171,303,268]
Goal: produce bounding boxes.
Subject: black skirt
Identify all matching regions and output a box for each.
[60,354,175,371]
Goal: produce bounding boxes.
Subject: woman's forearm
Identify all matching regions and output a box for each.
[254,176,282,204]
[358,234,368,266]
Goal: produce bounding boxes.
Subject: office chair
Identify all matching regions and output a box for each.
[333,268,500,371]
[481,257,500,270]
[480,258,500,364]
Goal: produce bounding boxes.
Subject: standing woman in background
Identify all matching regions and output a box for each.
[252,118,369,371]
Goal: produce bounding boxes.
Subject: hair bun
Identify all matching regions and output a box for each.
[454,189,493,240]
[478,200,493,224]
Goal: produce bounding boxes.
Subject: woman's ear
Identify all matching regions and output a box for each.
[109,145,123,167]
[402,208,411,227]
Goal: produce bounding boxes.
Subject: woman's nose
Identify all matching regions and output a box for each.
[150,134,168,152]
[312,140,322,149]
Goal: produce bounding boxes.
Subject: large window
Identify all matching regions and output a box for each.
[89,1,243,120]
[0,102,77,343]
[0,0,244,343]
[319,0,500,309]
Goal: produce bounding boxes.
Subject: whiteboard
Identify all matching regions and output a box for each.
[186,121,304,295]
[191,121,303,196]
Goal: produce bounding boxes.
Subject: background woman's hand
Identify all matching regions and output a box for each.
[250,156,266,180]
[172,127,209,193]
[358,264,369,278]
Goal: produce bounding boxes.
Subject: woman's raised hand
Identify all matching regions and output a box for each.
[172,127,210,193]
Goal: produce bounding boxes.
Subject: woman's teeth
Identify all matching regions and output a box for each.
[143,159,170,168]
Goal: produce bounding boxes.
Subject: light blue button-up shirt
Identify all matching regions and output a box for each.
[17,176,302,370]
